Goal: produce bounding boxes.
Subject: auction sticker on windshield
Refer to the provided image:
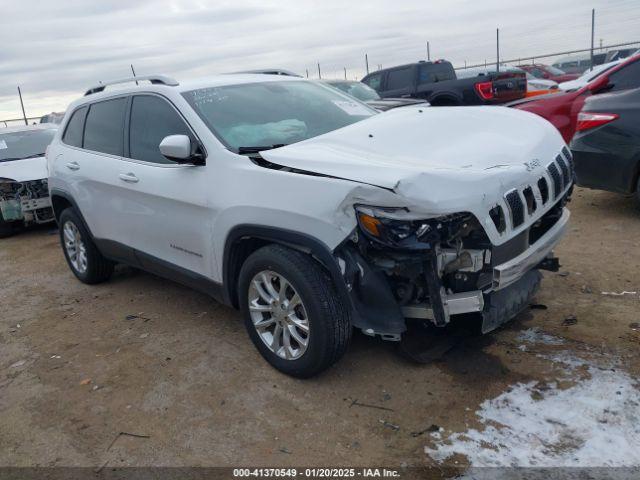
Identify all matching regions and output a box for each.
[332,100,373,116]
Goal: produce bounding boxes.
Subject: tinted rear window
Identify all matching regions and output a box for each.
[418,63,455,83]
[83,98,127,156]
[609,59,640,90]
[62,107,87,147]
[387,67,414,90]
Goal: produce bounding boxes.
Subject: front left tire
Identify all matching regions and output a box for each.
[59,208,114,284]
[238,244,352,378]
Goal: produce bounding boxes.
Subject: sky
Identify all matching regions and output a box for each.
[1,0,638,121]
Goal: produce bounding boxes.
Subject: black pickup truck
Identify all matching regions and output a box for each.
[361,60,527,106]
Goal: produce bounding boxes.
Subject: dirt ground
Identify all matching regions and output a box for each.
[1,187,639,469]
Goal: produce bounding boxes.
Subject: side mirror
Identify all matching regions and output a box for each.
[588,75,610,94]
[159,135,205,165]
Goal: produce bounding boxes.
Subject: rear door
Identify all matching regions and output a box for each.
[115,94,214,278]
[62,97,134,255]
[380,66,415,98]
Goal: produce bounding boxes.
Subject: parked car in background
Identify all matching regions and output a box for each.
[559,59,623,91]
[571,87,640,208]
[48,73,571,377]
[552,54,604,74]
[39,112,65,124]
[234,69,302,77]
[519,64,579,83]
[361,60,526,106]
[0,124,57,237]
[511,54,640,143]
[458,65,558,98]
[323,80,427,111]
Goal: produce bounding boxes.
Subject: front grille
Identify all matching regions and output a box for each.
[547,162,563,198]
[505,190,525,228]
[538,177,549,204]
[556,154,570,186]
[489,205,506,233]
[522,186,537,214]
[489,149,569,235]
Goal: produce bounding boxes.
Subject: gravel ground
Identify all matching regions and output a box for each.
[1,187,639,470]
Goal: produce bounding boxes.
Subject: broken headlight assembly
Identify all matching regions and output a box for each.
[355,206,476,250]
[355,206,442,249]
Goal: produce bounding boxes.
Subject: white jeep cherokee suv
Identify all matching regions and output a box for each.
[48,74,572,377]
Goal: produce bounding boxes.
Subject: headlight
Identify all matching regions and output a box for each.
[355,205,437,249]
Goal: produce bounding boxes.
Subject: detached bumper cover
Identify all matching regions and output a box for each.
[493,208,570,290]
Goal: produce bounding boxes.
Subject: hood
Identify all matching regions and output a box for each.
[366,98,428,111]
[0,155,48,182]
[261,105,566,218]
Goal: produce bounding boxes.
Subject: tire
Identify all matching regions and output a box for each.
[238,244,351,378]
[59,208,114,284]
[0,211,20,238]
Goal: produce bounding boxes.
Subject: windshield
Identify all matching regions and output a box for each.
[183,81,376,152]
[0,129,56,162]
[327,81,381,101]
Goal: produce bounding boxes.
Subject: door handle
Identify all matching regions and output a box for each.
[119,173,139,183]
[66,162,80,171]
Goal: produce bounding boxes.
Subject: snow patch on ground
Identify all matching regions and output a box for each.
[425,331,640,467]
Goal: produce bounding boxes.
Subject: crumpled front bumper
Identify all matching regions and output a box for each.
[492,208,570,290]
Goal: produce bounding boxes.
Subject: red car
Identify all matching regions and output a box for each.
[511,55,640,143]
[519,64,579,83]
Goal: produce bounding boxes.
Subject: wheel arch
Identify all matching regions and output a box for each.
[222,225,350,309]
[428,92,462,106]
[50,188,95,238]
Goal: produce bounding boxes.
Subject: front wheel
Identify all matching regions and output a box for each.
[59,208,114,284]
[238,244,351,378]
[0,211,21,238]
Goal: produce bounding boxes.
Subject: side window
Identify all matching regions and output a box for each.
[83,98,127,156]
[608,60,640,91]
[363,73,382,91]
[62,107,88,147]
[129,95,193,164]
[387,67,413,90]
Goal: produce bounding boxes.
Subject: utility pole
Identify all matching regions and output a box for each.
[365,54,369,75]
[427,41,431,61]
[496,28,500,72]
[317,62,321,79]
[590,9,595,71]
[344,67,347,80]
[131,64,138,85]
[17,87,28,125]
[305,69,309,78]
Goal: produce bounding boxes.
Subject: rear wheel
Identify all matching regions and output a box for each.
[59,208,114,284]
[238,244,351,378]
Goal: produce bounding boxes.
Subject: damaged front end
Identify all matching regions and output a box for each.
[0,178,54,226]
[335,194,570,340]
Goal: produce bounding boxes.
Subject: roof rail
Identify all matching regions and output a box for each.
[84,75,179,96]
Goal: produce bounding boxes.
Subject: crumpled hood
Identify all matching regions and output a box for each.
[0,156,48,182]
[261,106,566,216]
[261,106,565,205]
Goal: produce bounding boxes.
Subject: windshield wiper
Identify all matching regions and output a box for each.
[237,144,288,154]
[0,153,45,162]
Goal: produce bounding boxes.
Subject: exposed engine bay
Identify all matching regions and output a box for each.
[0,179,54,225]
[336,195,570,340]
